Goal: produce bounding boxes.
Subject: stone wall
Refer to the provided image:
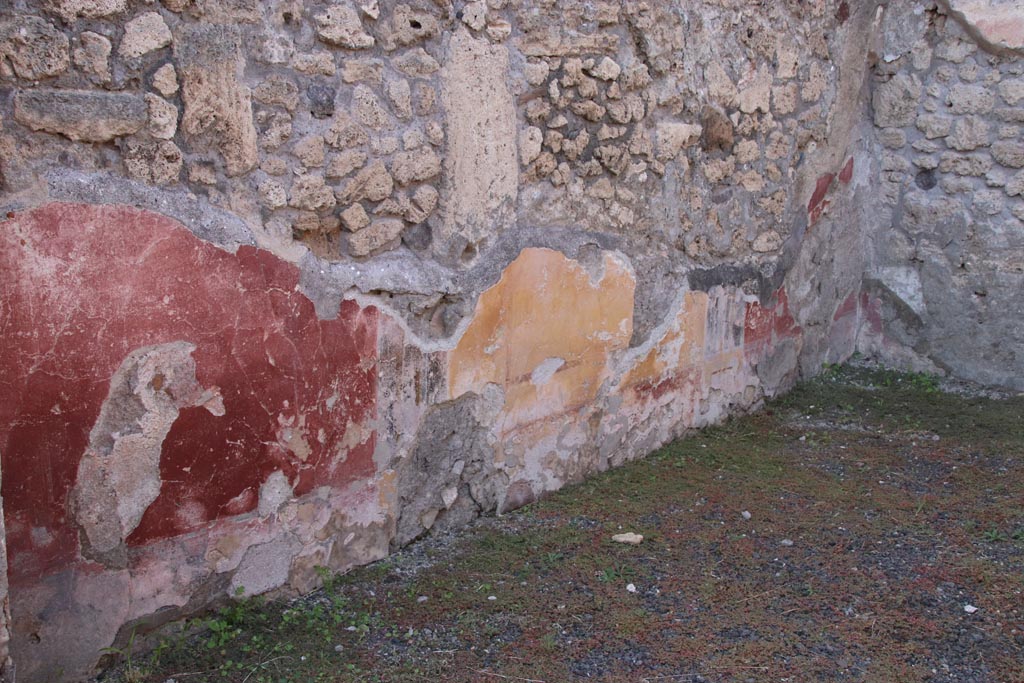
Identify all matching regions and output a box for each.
[864,0,1024,389]
[0,0,992,680]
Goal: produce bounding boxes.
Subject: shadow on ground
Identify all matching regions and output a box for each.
[97,362,1024,683]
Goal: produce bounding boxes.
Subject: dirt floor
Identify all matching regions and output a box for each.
[98,362,1024,683]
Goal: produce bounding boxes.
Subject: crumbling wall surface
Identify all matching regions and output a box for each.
[0,1,877,680]
[864,0,1024,389]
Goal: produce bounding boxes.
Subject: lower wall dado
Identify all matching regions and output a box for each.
[0,203,840,681]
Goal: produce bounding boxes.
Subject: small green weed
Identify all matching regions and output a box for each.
[981,528,1008,543]
[101,630,144,683]
[597,563,636,583]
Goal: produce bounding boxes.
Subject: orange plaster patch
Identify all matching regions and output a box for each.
[622,291,708,395]
[449,248,635,434]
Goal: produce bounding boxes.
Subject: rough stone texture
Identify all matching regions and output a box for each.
[0,16,69,80]
[175,25,258,176]
[72,31,112,84]
[118,12,172,59]
[0,0,1013,680]
[14,90,146,142]
[866,0,1024,389]
[315,2,375,49]
[873,73,923,127]
[393,393,499,546]
[349,218,405,257]
[440,27,518,260]
[46,0,127,22]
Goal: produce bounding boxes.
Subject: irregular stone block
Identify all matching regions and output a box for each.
[916,113,952,139]
[702,105,734,152]
[306,83,338,119]
[258,179,287,209]
[948,83,996,116]
[440,28,517,251]
[352,84,391,129]
[872,72,922,128]
[390,147,441,185]
[46,0,127,21]
[119,11,172,58]
[327,149,368,178]
[152,63,179,96]
[122,139,183,185]
[349,218,405,256]
[656,122,702,160]
[992,140,1024,168]
[938,152,992,176]
[999,78,1024,106]
[461,0,487,30]
[340,203,370,231]
[384,76,412,119]
[14,89,146,142]
[0,16,69,80]
[945,115,990,151]
[588,56,621,81]
[393,48,440,78]
[72,31,112,83]
[314,2,374,49]
[175,24,258,176]
[1004,170,1024,196]
[145,93,178,140]
[253,74,300,111]
[339,161,393,203]
[737,66,772,114]
[388,4,441,47]
[289,174,336,212]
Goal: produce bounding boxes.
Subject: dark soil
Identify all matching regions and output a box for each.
[97,363,1024,683]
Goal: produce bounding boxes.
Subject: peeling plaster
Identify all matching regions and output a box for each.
[73,341,223,562]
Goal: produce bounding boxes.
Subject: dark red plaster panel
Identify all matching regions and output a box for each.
[0,203,378,584]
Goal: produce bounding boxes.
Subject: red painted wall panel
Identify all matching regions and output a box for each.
[0,204,378,584]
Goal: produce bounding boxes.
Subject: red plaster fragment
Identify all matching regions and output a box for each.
[808,173,835,215]
[744,288,802,362]
[861,291,885,336]
[839,156,854,184]
[837,1,850,23]
[833,291,859,322]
